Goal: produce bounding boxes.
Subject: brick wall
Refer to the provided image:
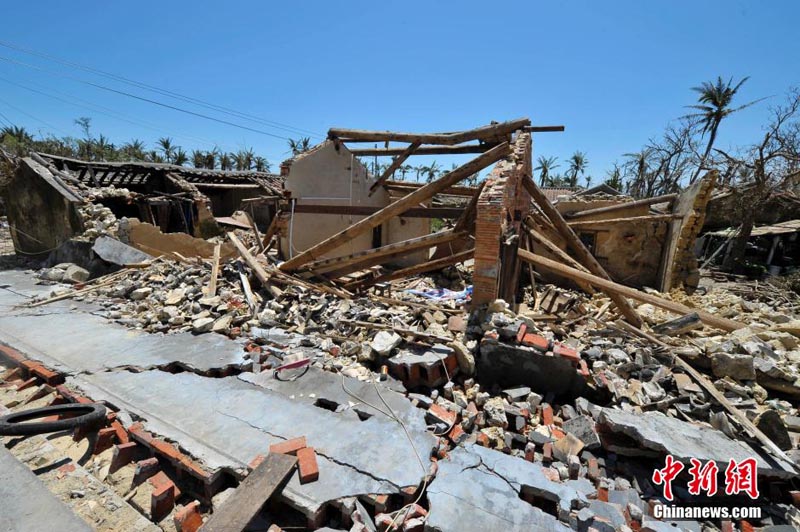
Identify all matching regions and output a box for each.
[472,132,532,305]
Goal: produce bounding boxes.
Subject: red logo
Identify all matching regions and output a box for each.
[653,456,760,501]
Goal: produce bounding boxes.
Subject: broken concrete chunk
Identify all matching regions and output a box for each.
[483,397,508,428]
[562,415,601,450]
[552,432,585,463]
[711,352,756,381]
[370,331,402,356]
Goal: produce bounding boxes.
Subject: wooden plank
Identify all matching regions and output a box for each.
[342,320,453,343]
[227,232,283,299]
[517,249,745,332]
[349,144,492,157]
[565,194,678,220]
[201,453,297,532]
[567,214,682,228]
[206,243,222,297]
[261,210,283,250]
[349,249,473,291]
[522,177,644,327]
[280,143,510,272]
[614,320,796,470]
[290,204,463,219]
[329,117,529,145]
[368,141,420,195]
[244,211,266,254]
[301,230,464,274]
[651,312,703,336]
[384,181,479,197]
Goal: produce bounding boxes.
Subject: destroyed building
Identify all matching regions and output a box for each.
[2,118,800,532]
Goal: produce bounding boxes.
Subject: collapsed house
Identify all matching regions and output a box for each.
[6,152,282,259]
[1,118,800,532]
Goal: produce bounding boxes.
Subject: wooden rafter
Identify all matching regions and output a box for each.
[565,193,678,219]
[329,117,530,145]
[347,248,474,291]
[368,141,420,195]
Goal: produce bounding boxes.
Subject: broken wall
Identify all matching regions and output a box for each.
[6,158,85,257]
[473,132,531,306]
[279,141,429,266]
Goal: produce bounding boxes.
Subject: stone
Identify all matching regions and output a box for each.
[370,331,402,356]
[483,397,508,428]
[755,410,792,451]
[40,267,65,282]
[212,315,233,333]
[191,317,214,334]
[503,386,531,402]
[63,264,90,283]
[711,353,756,381]
[448,340,475,376]
[158,306,180,322]
[562,415,601,450]
[131,287,153,301]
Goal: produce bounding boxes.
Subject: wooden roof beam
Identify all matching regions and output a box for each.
[329,117,530,145]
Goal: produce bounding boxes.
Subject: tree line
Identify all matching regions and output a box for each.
[1,117,273,172]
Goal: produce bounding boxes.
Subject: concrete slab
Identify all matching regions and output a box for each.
[69,369,436,518]
[0,446,92,532]
[0,271,248,375]
[598,408,796,477]
[426,443,585,531]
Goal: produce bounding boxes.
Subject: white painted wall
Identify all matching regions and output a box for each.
[280,141,430,266]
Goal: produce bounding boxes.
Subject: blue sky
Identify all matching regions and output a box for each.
[1,1,798,182]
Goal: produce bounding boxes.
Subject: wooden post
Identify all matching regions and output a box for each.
[525,224,595,295]
[517,249,744,332]
[522,177,644,327]
[280,143,510,272]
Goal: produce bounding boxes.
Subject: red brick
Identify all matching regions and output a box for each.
[0,345,27,365]
[789,490,800,507]
[248,454,266,470]
[740,521,754,532]
[597,486,609,502]
[720,520,734,532]
[110,442,138,473]
[31,365,63,385]
[587,458,600,482]
[173,501,203,532]
[110,420,129,444]
[448,424,467,445]
[151,479,176,522]
[541,404,554,426]
[577,359,590,377]
[269,436,307,456]
[296,447,319,484]
[16,377,38,391]
[553,343,579,363]
[94,427,117,454]
[427,404,457,426]
[149,471,182,499]
[521,333,549,352]
[516,323,527,344]
[476,433,490,447]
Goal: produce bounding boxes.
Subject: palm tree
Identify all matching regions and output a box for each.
[685,76,760,182]
[624,149,653,197]
[218,152,233,171]
[288,137,311,156]
[173,148,188,166]
[253,156,270,172]
[399,164,412,181]
[535,156,559,186]
[122,139,146,160]
[191,149,206,168]
[567,151,588,187]
[93,134,113,161]
[423,160,441,183]
[1,125,34,145]
[157,137,176,163]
